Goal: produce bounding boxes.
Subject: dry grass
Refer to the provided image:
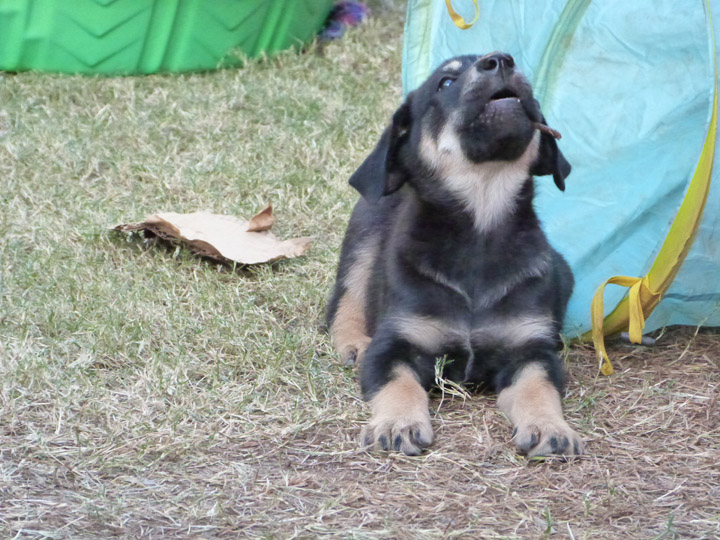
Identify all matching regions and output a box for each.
[1,2,719,538]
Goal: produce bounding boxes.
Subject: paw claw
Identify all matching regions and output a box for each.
[344,350,357,367]
[362,433,373,448]
[549,436,559,453]
[339,337,371,368]
[412,429,432,448]
[361,413,433,456]
[530,430,539,448]
[378,435,389,451]
[361,367,433,456]
[512,418,583,458]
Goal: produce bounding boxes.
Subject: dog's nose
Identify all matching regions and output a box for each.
[477,52,515,73]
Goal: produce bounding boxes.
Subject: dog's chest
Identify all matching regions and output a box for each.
[470,258,542,313]
[423,236,546,312]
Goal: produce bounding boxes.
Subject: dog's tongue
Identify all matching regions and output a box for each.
[490,96,521,104]
[485,96,523,114]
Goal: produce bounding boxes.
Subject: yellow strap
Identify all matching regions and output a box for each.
[445,0,479,30]
[591,276,660,375]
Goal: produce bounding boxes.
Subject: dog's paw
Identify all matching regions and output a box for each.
[361,365,434,456]
[339,337,371,368]
[512,417,584,458]
[361,410,433,456]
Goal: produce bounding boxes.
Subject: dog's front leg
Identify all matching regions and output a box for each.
[497,361,584,458]
[359,331,434,456]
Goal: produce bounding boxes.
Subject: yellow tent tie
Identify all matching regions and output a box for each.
[591,276,661,376]
[445,0,479,30]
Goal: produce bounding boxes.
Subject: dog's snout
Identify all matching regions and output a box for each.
[477,52,515,74]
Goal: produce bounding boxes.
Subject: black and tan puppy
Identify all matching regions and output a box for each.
[327,53,583,458]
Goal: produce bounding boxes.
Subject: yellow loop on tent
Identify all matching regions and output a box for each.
[445,0,479,30]
[591,276,661,375]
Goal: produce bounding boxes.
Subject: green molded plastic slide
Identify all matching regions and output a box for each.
[0,0,334,75]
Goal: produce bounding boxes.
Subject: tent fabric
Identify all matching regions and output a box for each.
[402,0,719,340]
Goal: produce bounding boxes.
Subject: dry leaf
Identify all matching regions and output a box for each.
[114,205,312,265]
[247,204,276,232]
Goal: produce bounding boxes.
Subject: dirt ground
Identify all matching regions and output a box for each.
[224,327,720,539]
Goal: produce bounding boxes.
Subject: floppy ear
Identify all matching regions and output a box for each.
[349,97,413,202]
[530,115,572,191]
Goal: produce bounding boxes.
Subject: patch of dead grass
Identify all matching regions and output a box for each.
[3,328,718,539]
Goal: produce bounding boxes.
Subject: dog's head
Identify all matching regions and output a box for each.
[350,53,571,211]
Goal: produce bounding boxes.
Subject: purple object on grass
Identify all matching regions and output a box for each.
[320,1,369,40]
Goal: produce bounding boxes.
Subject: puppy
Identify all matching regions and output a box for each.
[327,53,583,458]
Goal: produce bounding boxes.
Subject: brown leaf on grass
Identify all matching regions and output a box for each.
[247,204,276,232]
[114,205,312,265]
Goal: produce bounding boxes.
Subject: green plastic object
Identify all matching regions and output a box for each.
[0,0,334,75]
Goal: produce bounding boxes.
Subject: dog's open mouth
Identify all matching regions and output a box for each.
[489,88,521,103]
[470,87,525,125]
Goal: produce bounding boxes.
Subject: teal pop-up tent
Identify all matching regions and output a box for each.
[402,0,718,374]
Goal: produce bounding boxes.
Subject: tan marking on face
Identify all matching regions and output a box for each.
[442,59,462,72]
[363,365,434,454]
[471,314,555,348]
[391,315,469,353]
[497,363,583,457]
[420,117,540,232]
[330,239,378,366]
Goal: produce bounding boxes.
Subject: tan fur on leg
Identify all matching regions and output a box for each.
[361,365,433,455]
[330,293,371,366]
[330,240,377,366]
[497,363,583,457]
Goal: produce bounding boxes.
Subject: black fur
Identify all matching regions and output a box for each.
[327,53,575,454]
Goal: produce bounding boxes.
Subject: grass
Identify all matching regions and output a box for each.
[1,3,720,538]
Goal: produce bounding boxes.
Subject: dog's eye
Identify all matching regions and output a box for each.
[437,77,455,91]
